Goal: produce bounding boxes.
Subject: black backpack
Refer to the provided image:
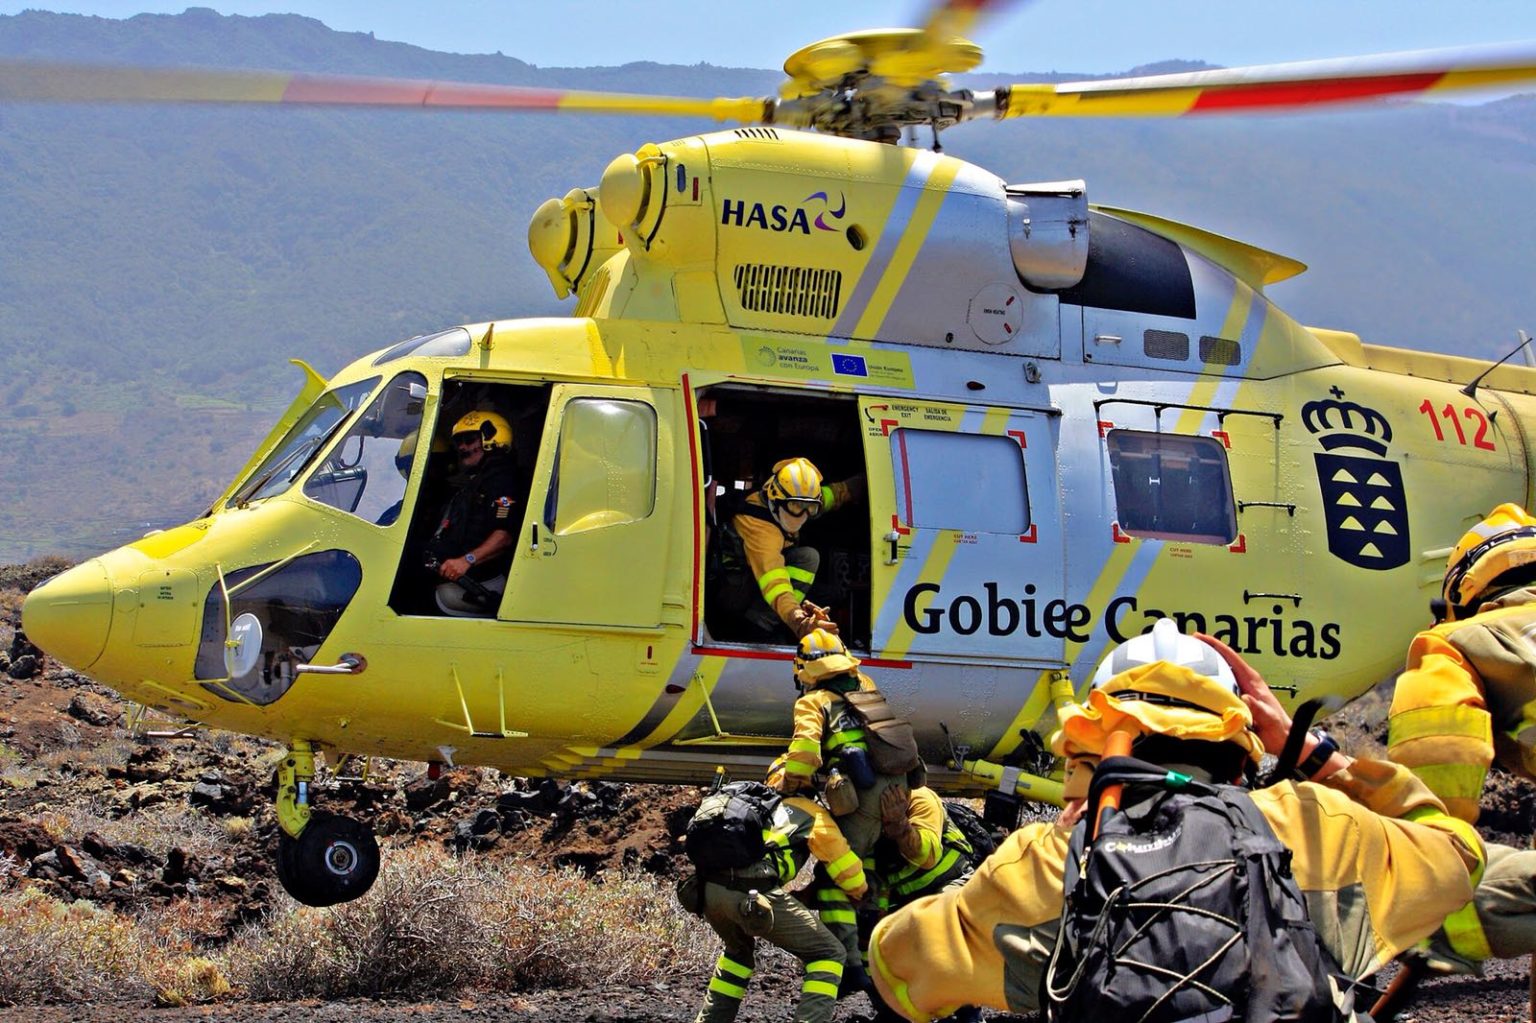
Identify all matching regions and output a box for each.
[942,800,998,868]
[1042,756,1356,1023]
[684,780,781,873]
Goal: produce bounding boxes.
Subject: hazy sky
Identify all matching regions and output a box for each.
[3,0,1536,75]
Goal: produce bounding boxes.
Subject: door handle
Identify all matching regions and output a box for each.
[295,653,367,676]
[884,530,901,565]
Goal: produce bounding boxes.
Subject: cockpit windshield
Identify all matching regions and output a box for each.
[303,372,428,526]
[228,377,379,508]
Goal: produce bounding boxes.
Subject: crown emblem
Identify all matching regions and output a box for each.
[1301,397,1393,456]
[1305,393,1408,571]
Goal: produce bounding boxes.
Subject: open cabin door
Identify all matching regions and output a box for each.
[499,383,675,628]
[859,397,1064,664]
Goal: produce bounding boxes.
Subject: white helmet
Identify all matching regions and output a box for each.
[1090,618,1237,696]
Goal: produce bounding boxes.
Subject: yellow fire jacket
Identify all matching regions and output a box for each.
[1387,588,1536,824]
[876,787,973,907]
[869,757,1482,1022]
[780,674,877,786]
[770,796,868,899]
[730,479,860,626]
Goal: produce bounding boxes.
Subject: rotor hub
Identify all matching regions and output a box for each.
[776,29,982,140]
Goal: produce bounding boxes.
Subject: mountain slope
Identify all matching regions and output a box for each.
[1,9,1533,561]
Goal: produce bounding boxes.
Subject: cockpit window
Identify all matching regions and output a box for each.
[304,372,428,525]
[227,377,379,508]
[371,327,473,367]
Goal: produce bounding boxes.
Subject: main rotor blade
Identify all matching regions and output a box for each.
[0,60,772,122]
[993,42,1536,118]
[914,0,1022,46]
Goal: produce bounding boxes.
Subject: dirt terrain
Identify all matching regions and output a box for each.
[1,560,1533,1022]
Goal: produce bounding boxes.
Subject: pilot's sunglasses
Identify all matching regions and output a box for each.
[454,434,482,449]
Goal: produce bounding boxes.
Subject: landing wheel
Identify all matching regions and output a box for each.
[275,811,380,907]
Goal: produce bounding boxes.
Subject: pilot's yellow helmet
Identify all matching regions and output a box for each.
[1442,503,1536,621]
[1058,618,1263,764]
[395,430,418,479]
[451,410,512,453]
[793,628,859,688]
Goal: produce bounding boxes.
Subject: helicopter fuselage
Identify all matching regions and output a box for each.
[24,128,1536,796]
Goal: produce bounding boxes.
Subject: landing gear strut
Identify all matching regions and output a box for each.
[273,739,380,907]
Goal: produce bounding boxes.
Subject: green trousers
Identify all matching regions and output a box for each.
[1426,840,1536,967]
[693,879,846,1023]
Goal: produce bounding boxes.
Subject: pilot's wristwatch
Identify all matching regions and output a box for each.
[464,552,477,565]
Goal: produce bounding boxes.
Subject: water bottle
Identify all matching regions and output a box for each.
[841,745,877,789]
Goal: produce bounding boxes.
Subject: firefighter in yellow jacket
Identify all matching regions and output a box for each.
[682,785,868,1023]
[1388,502,1536,965]
[873,785,975,912]
[772,629,911,861]
[712,456,864,641]
[869,622,1484,1021]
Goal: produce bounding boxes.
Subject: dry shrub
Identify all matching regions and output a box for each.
[36,802,231,860]
[227,846,715,1000]
[227,845,490,999]
[223,816,255,841]
[151,957,231,1007]
[0,889,151,1004]
[487,860,714,989]
[0,848,717,1005]
[35,737,132,776]
[135,901,234,1005]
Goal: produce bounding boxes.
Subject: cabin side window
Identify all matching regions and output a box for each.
[547,398,658,534]
[1106,430,1236,544]
[303,372,427,526]
[890,429,1029,534]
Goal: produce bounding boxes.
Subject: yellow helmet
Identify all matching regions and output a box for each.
[763,457,824,528]
[395,430,419,479]
[1058,619,1263,764]
[451,410,512,453]
[1442,503,1536,620]
[793,628,860,688]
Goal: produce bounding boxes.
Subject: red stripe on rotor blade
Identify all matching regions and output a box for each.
[1190,72,1444,111]
[281,75,565,109]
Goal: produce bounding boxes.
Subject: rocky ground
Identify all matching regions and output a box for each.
[0,559,1533,1022]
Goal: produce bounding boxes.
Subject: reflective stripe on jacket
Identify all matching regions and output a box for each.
[783,677,876,778]
[880,788,973,902]
[1388,588,1536,824]
[761,796,868,897]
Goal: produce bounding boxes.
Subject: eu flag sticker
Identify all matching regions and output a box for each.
[831,353,868,377]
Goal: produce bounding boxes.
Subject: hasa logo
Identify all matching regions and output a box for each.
[721,190,847,233]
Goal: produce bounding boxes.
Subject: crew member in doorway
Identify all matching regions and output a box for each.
[425,410,518,616]
[713,456,863,641]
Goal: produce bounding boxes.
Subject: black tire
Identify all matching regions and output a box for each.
[274,827,316,905]
[276,811,380,907]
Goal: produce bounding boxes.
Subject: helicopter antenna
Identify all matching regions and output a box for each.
[1462,329,1533,399]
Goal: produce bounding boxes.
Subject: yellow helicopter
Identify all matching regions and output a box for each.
[10,1,1536,906]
